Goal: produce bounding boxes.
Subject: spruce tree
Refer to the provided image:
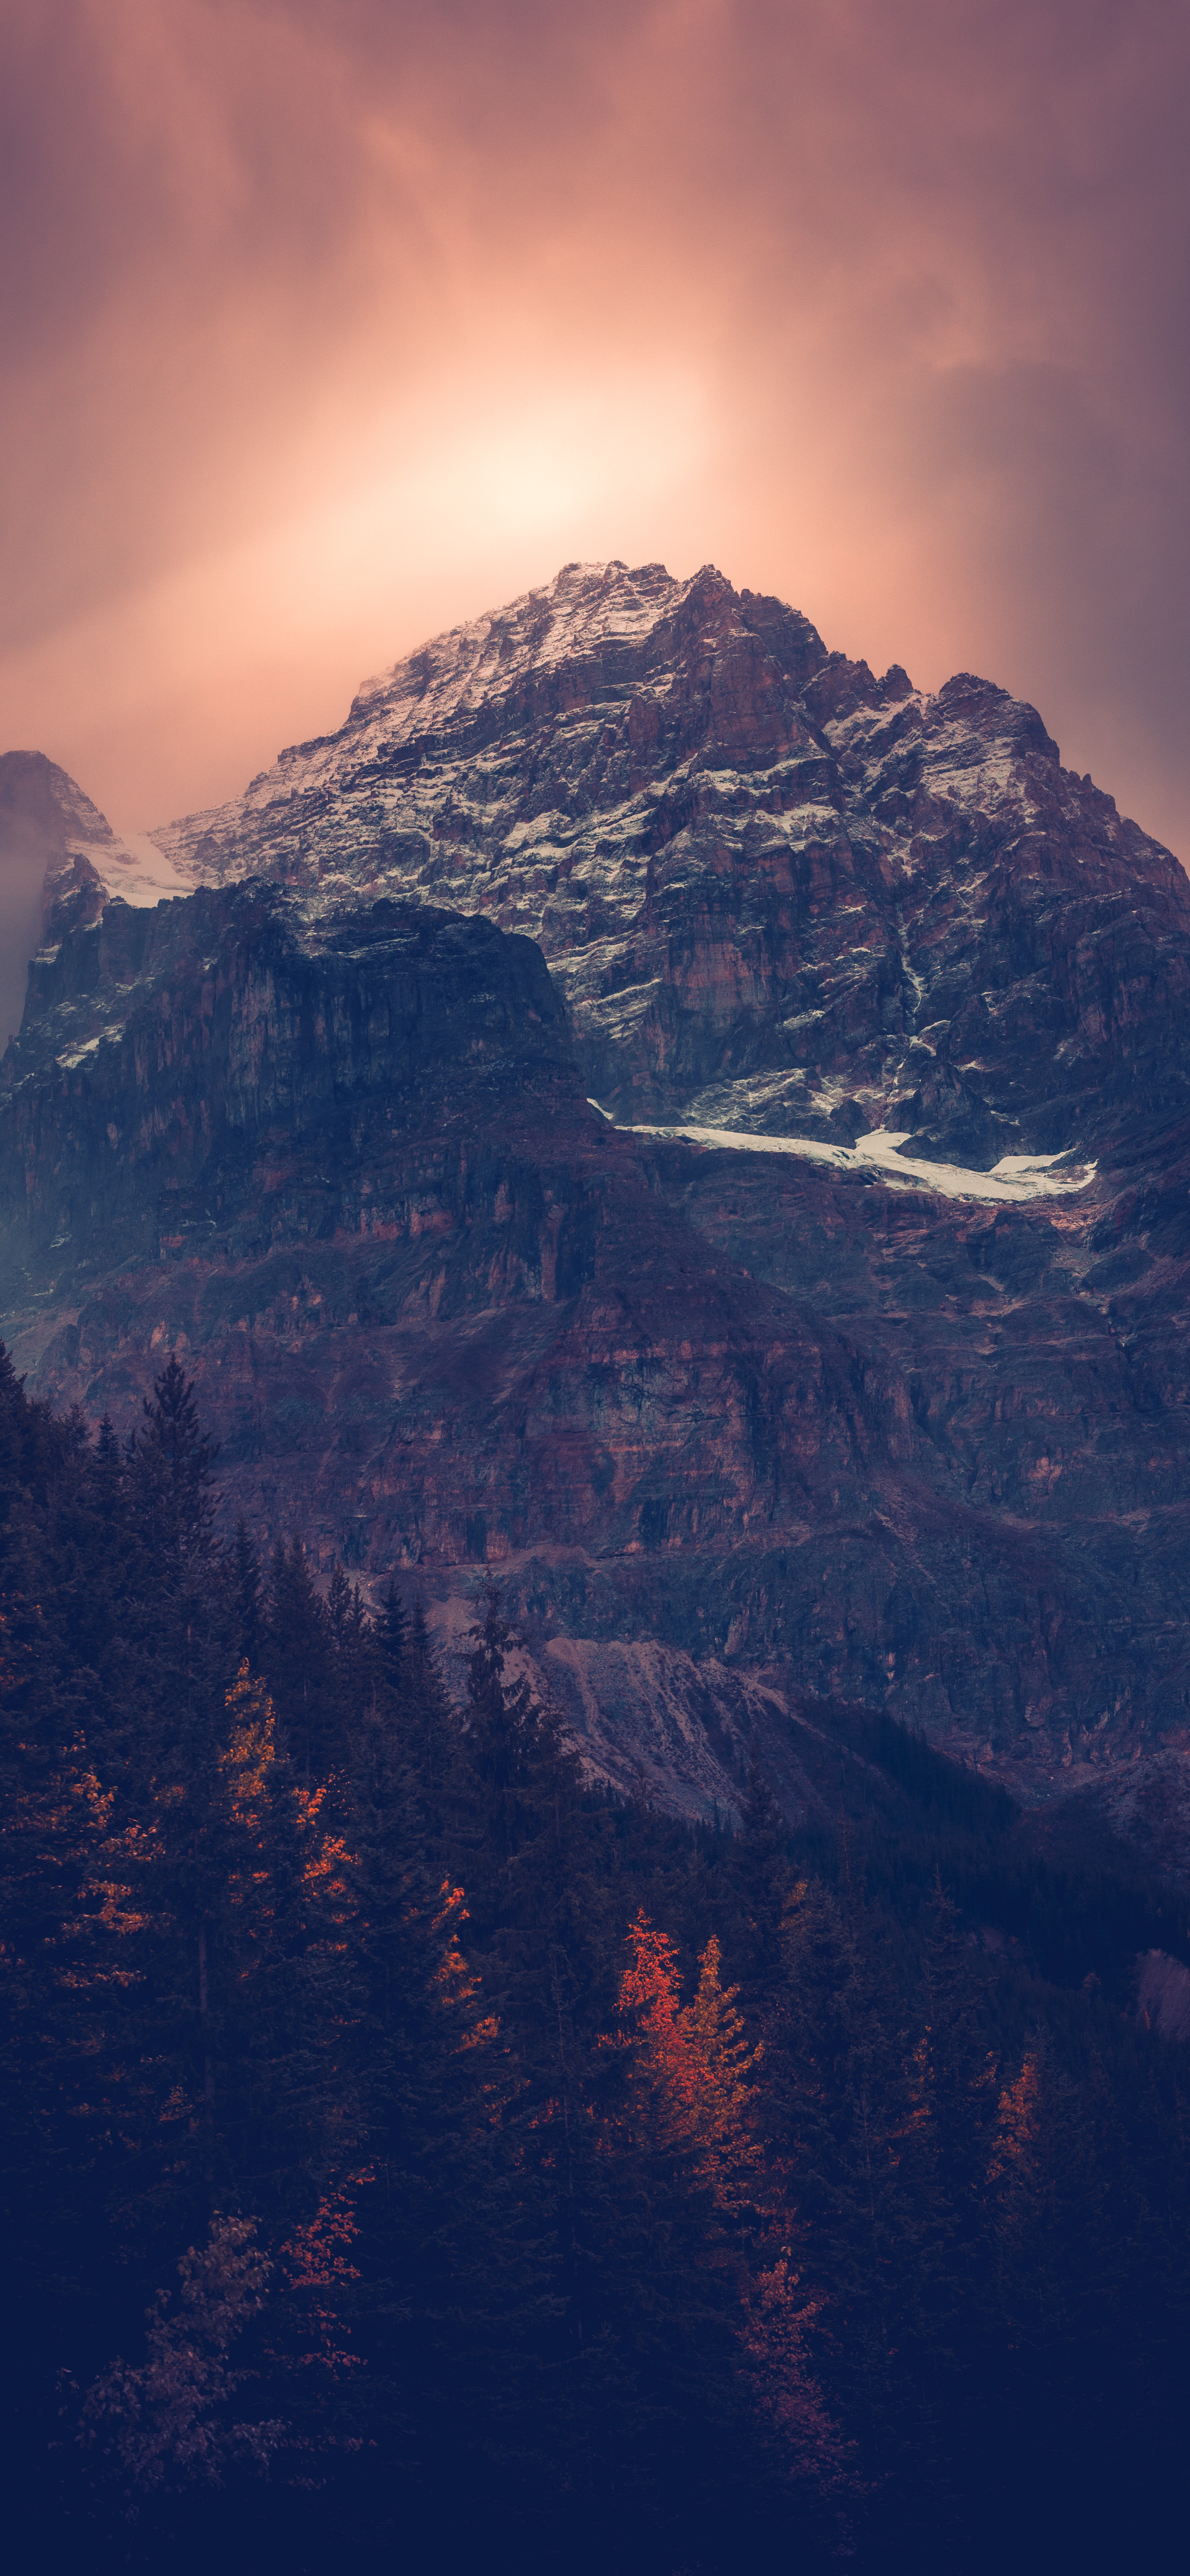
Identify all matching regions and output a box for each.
[232,1520,263,1673]
[378,1579,406,1690]
[262,1538,337,1780]
[762,1872,946,2493]
[335,1689,550,2552]
[730,1744,793,2011]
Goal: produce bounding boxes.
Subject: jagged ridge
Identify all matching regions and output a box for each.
[3,564,1190,1850]
[143,559,1190,1167]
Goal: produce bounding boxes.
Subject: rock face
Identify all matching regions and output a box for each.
[3,561,1190,1846]
[0,750,198,1044]
[149,561,1190,1165]
[0,751,117,1044]
[1136,1950,1190,2043]
[0,885,579,1292]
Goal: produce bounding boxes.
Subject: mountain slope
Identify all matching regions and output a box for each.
[147,560,1190,1164]
[3,561,1190,1850]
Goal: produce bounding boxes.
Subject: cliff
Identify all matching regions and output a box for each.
[3,563,1190,1845]
[148,559,1190,1164]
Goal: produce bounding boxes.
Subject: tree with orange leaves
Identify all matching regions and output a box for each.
[577,1907,843,2558]
[616,1911,762,2215]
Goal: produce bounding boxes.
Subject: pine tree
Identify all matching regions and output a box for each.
[567,1908,823,2564]
[0,1577,138,2521]
[378,1579,406,1690]
[730,1744,793,2013]
[128,1356,219,1589]
[262,1538,338,1781]
[462,1580,550,1869]
[762,1872,945,2489]
[986,2044,1121,2412]
[335,1689,550,2552]
[231,1520,263,1673]
[918,1874,998,2218]
[391,1595,460,1857]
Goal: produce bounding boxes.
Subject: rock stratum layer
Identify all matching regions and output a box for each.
[3,561,1190,1852]
[145,559,1190,1164]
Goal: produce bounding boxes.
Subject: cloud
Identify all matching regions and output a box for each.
[2,0,1188,865]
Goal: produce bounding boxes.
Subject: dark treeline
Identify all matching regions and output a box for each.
[2,1350,1188,2574]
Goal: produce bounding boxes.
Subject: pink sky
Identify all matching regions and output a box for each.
[3,0,1189,858]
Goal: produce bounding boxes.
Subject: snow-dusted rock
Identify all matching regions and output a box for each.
[5,564,1190,1849]
[146,560,1190,1166]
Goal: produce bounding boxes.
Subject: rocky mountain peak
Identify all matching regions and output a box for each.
[0,750,124,1041]
[344,557,695,732]
[3,564,1190,1852]
[126,559,1190,1168]
[0,745,120,871]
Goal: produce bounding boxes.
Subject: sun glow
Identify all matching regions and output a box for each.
[0,370,708,829]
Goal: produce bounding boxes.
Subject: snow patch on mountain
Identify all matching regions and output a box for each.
[88,830,197,907]
[623,1121,1097,1204]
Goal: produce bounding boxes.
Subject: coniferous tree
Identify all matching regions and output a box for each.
[262,1538,337,1781]
[377,1595,459,1859]
[128,1356,219,1596]
[983,2035,1136,2532]
[730,1744,794,2010]
[232,1520,263,1673]
[378,1578,406,1690]
[335,1686,550,2552]
[5,1336,1190,2569]
[762,1872,945,2490]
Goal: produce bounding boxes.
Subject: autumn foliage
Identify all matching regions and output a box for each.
[2,1353,1190,2573]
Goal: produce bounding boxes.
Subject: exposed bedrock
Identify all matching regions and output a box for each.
[3,869,1189,1849]
[142,561,1190,1166]
[3,559,1190,1855]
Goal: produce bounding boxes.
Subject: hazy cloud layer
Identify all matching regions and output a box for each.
[2,0,1188,873]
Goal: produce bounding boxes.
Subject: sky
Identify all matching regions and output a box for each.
[2,0,1189,864]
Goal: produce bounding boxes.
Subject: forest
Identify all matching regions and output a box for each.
[2,1348,1188,2574]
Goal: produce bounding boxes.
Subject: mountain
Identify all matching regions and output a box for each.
[0,748,200,1042]
[3,561,1190,1852]
[146,558,1190,1161]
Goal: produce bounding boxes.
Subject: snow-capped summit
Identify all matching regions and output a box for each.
[4,559,1190,1837]
[137,558,1190,1167]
